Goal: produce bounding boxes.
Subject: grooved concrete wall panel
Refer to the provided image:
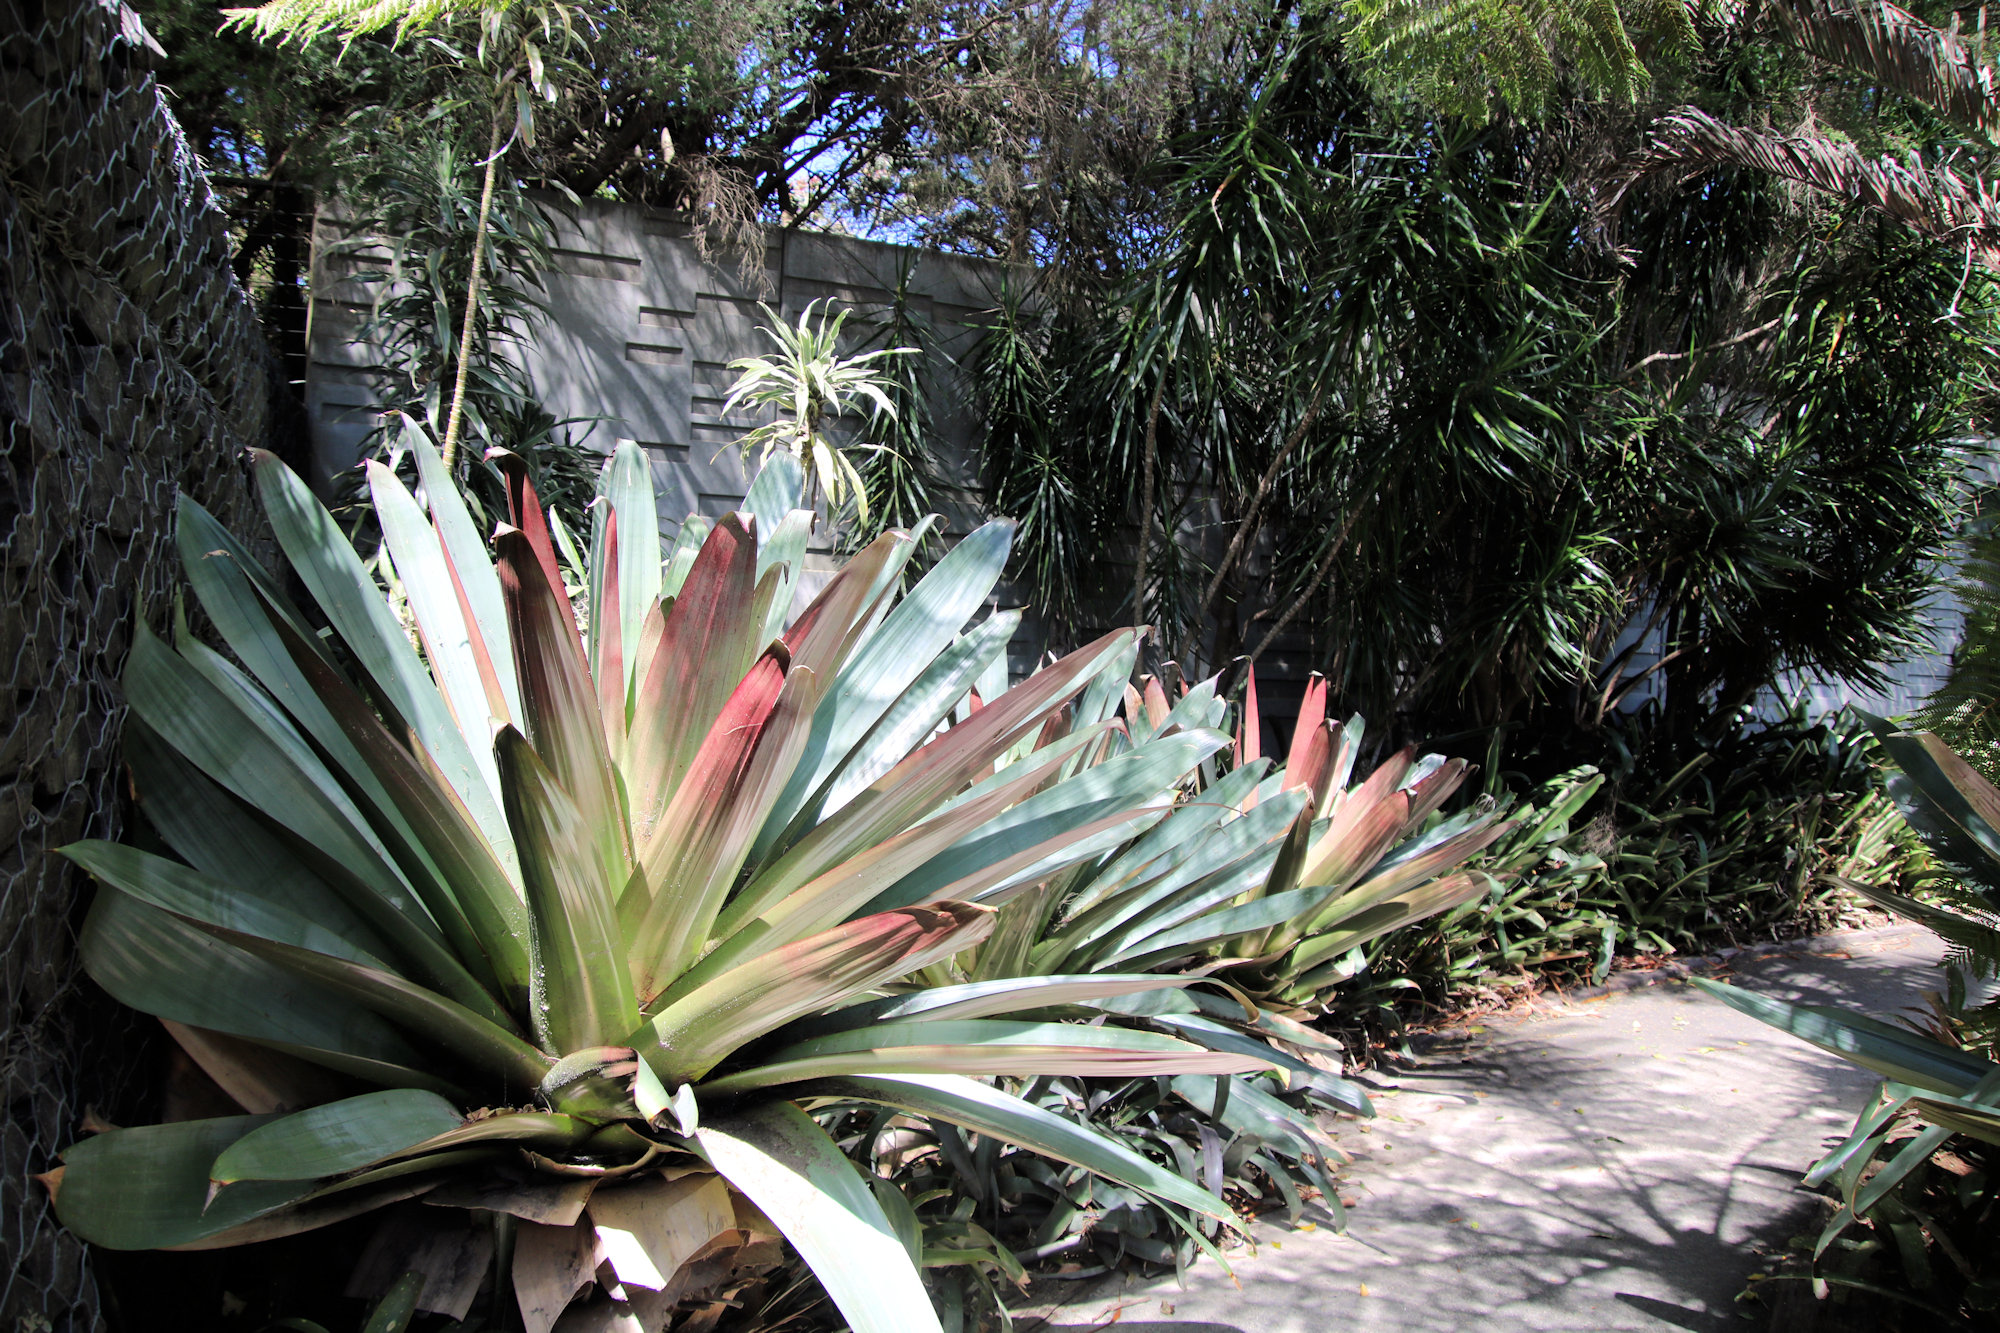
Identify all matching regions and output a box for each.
[307,197,1011,551]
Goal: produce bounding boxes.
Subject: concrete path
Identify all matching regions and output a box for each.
[1021,925,1944,1333]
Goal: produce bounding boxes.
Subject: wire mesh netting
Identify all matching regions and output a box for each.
[1,1,279,1326]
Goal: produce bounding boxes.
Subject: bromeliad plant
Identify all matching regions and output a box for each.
[1001,672,1514,1010]
[49,437,1269,1332]
[861,670,1518,1276]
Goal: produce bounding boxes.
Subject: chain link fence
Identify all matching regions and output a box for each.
[1,1,279,1326]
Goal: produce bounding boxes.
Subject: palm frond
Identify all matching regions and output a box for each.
[1613,107,2000,262]
[1770,0,2000,144]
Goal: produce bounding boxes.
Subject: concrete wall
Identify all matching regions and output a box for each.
[307,200,1006,542]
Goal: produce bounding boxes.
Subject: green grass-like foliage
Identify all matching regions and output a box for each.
[1691,717,2000,1318]
[52,440,1279,1333]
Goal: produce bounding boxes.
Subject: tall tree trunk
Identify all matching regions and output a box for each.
[1250,502,1362,666]
[442,113,505,473]
[1201,377,1326,620]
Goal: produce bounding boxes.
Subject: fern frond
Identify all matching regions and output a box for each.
[222,0,484,46]
[1770,0,2000,145]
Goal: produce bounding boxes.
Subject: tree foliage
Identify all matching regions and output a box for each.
[970,9,1990,772]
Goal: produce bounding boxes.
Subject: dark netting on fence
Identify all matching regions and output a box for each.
[1,1,278,1326]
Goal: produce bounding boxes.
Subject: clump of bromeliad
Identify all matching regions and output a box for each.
[47,439,1511,1329]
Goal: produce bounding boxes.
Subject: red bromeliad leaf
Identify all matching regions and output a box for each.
[634,901,995,1085]
[624,515,760,851]
[438,537,515,729]
[1141,677,1171,731]
[1402,758,1471,827]
[625,647,791,1002]
[1301,782,1413,894]
[780,531,904,686]
[491,450,569,625]
[496,529,629,887]
[1285,720,1334,802]
[1294,674,1328,749]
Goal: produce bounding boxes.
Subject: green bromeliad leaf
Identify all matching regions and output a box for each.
[696,1101,941,1333]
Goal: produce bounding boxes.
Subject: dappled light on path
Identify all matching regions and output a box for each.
[1023,926,1940,1332]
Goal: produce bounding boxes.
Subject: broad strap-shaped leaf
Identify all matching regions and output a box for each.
[626,647,792,998]
[498,727,638,1053]
[182,498,525,932]
[811,975,1205,1029]
[863,728,1229,916]
[817,608,1024,815]
[1303,820,1510,935]
[600,439,663,695]
[218,1097,585,1187]
[81,892,453,1094]
[1912,1092,2000,1148]
[258,607,531,1001]
[1299,745,1422,889]
[70,843,547,1089]
[369,461,506,805]
[122,719,388,955]
[1285,872,1490,976]
[64,842,390,971]
[251,450,509,857]
[1876,728,2000,896]
[125,626,498,1011]
[742,451,805,538]
[497,528,630,886]
[1054,759,1273,930]
[710,737,1089,969]
[414,428,521,723]
[176,498,437,856]
[696,1101,940,1333]
[1113,879,1327,972]
[756,510,815,644]
[54,1115,310,1249]
[697,1019,1265,1094]
[1149,1014,1371,1115]
[492,448,574,622]
[209,1090,465,1184]
[773,521,1016,831]
[660,515,712,599]
[625,513,762,847]
[635,902,994,1085]
[1169,1073,1338,1163]
[810,1073,1242,1228]
[1692,978,1998,1095]
[1060,786,1306,966]
[589,506,625,743]
[735,629,1139,909]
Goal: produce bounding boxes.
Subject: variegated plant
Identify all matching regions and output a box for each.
[47,438,1266,1333]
